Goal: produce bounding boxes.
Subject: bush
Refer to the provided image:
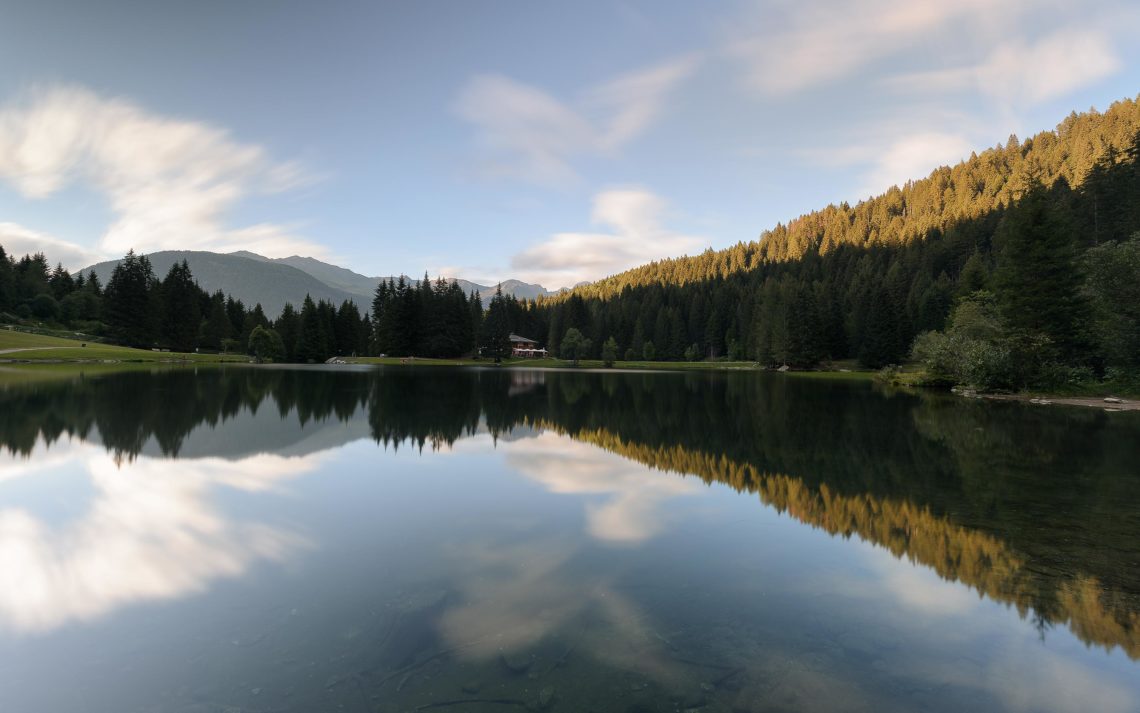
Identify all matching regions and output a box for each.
[601,337,618,367]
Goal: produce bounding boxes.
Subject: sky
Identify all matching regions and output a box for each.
[0,0,1137,289]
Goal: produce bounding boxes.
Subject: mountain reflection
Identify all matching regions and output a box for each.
[1,365,1138,658]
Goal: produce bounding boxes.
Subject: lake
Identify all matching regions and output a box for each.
[1,365,1138,713]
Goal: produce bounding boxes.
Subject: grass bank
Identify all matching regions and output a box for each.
[0,330,882,377]
[0,330,248,364]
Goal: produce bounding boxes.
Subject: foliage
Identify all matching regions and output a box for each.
[104,250,159,347]
[559,327,592,366]
[601,336,618,367]
[1083,234,1140,371]
[247,325,285,363]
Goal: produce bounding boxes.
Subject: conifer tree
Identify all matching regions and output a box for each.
[104,250,159,347]
[161,260,201,352]
[994,174,1090,362]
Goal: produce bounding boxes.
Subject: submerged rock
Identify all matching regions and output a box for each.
[538,685,556,708]
[461,680,482,694]
[500,650,533,674]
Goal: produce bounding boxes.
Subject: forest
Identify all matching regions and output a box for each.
[2,96,1139,389]
[535,97,1140,388]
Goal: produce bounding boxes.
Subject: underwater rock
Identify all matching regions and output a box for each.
[538,686,556,708]
[461,680,482,694]
[500,650,533,674]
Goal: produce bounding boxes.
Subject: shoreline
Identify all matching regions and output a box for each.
[979,393,1139,412]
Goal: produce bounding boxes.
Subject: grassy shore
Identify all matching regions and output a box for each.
[0,330,248,363]
[342,355,772,370]
[0,329,882,377]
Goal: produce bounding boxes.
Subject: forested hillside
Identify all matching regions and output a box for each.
[538,97,1140,384]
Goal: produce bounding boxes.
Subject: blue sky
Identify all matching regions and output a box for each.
[0,0,1137,288]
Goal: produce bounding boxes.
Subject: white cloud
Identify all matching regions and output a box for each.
[509,187,705,288]
[725,0,1126,102]
[0,222,103,270]
[726,0,1013,94]
[0,85,326,262]
[887,30,1120,106]
[860,132,975,195]
[455,55,700,185]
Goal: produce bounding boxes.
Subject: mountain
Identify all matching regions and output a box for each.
[82,250,558,316]
[82,251,359,316]
[229,252,557,306]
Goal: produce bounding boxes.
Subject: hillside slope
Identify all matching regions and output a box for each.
[535,96,1140,374]
[560,96,1140,301]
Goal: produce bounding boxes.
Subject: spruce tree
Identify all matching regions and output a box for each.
[104,250,159,347]
[994,174,1089,362]
[161,260,201,352]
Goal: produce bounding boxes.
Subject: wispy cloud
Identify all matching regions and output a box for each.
[509,187,705,288]
[0,85,326,263]
[886,30,1121,105]
[726,0,1032,94]
[861,132,975,196]
[0,222,103,269]
[455,55,700,185]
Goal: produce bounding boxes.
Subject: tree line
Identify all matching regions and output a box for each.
[0,244,556,363]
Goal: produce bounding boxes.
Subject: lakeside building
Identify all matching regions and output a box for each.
[509,333,548,358]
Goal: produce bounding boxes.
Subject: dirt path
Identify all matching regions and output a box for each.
[0,346,83,353]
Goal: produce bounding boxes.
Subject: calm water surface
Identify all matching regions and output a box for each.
[1,366,1138,713]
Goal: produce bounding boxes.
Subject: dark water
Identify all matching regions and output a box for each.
[1,365,1138,713]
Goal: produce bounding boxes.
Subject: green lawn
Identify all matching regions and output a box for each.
[0,329,248,363]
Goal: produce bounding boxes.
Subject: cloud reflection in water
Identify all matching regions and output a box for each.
[0,440,318,634]
[504,430,701,544]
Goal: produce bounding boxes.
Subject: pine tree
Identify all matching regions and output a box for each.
[994,173,1089,362]
[104,250,159,347]
[295,295,328,362]
[275,303,300,362]
[201,291,232,351]
[481,285,512,361]
[161,260,201,352]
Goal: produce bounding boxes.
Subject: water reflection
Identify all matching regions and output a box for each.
[0,439,316,633]
[505,431,701,543]
[0,365,1138,712]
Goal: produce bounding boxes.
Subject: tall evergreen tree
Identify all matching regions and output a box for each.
[104,250,159,347]
[275,303,300,362]
[161,260,201,352]
[481,285,512,361]
[994,174,1090,362]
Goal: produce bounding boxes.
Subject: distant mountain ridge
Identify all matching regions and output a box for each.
[82,250,557,316]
